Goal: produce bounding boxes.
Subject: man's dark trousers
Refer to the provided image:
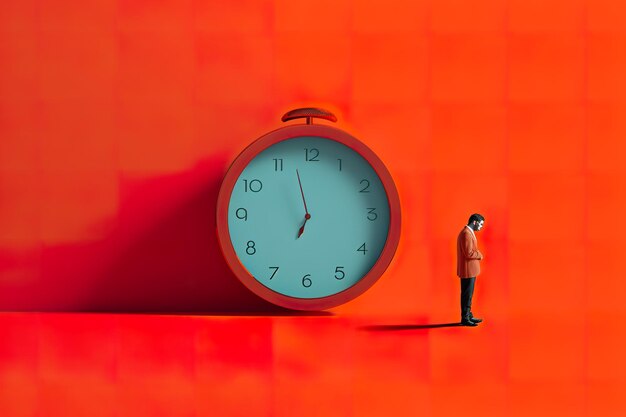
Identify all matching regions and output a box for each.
[460,277,476,320]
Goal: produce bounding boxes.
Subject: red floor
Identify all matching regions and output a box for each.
[0,312,623,417]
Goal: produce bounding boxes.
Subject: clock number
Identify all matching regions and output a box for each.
[236,208,248,221]
[367,208,377,221]
[357,243,368,255]
[359,179,370,193]
[246,241,256,255]
[273,158,283,172]
[243,179,263,193]
[302,274,312,288]
[269,267,279,280]
[335,266,345,280]
[338,158,343,171]
[305,148,320,162]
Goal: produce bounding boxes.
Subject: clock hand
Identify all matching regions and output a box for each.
[296,169,309,214]
[296,169,311,238]
[298,213,311,238]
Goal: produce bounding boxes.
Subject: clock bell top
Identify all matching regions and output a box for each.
[281,108,338,125]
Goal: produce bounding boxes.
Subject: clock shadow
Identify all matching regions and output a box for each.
[26,154,299,313]
[84,155,289,313]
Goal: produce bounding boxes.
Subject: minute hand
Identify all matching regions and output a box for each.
[296,169,311,238]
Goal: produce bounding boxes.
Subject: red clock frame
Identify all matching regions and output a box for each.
[216,122,401,310]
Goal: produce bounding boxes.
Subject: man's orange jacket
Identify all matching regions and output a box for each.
[457,226,483,278]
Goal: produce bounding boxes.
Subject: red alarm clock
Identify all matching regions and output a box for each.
[216,108,401,310]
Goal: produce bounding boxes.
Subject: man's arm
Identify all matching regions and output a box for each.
[461,232,483,260]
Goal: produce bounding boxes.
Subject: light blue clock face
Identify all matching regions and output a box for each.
[227,136,390,299]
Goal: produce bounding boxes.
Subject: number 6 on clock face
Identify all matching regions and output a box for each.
[216,109,401,310]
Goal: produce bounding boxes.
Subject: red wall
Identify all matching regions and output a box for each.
[1,0,625,324]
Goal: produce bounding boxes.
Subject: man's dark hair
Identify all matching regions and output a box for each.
[468,213,485,225]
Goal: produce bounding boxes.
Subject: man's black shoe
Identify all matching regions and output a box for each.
[470,317,483,323]
[460,319,478,327]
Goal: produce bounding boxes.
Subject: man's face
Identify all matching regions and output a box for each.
[474,220,484,231]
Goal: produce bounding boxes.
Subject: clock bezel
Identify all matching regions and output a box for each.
[216,123,401,310]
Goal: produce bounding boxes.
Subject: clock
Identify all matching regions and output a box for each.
[216,108,401,310]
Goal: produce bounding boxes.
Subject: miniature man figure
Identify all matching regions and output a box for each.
[456,214,485,327]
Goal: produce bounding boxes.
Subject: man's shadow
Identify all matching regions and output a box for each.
[360,323,461,331]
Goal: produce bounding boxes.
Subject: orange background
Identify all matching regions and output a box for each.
[1,0,626,415]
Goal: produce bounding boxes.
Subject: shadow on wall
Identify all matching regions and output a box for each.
[2,154,285,313]
[91,154,286,313]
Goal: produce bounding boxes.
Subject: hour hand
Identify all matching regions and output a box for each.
[297,213,311,238]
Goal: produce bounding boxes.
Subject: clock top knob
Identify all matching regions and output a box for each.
[281,108,338,125]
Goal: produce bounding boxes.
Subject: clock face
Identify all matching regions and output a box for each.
[226,136,391,299]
